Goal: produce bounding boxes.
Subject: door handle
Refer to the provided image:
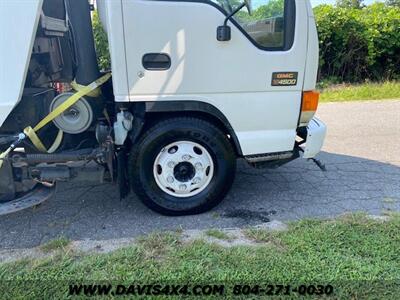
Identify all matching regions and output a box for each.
[142,53,171,71]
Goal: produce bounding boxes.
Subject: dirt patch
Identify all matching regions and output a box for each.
[0,220,291,264]
[256,220,288,231]
[183,228,258,248]
[0,238,135,264]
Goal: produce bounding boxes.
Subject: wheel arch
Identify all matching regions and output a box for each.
[141,101,243,157]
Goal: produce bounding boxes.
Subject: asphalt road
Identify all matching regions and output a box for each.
[1,100,399,249]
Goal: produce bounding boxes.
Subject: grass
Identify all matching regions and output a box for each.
[0,214,399,299]
[136,231,181,260]
[205,229,234,241]
[243,228,286,250]
[319,81,400,102]
[39,237,71,253]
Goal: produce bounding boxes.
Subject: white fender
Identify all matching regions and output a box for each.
[0,0,44,127]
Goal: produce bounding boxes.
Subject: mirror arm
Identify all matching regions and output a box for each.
[223,2,246,26]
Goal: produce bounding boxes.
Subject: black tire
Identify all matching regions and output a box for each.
[129,117,237,216]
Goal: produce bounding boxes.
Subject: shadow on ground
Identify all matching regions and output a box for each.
[0,151,399,249]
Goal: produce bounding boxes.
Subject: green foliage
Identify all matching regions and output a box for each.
[315,3,400,82]
[252,0,284,19]
[336,0,365,9]
[386,0,400,7]
[40,237,70,253]
[236,0,284,21]
[92,11,111,71]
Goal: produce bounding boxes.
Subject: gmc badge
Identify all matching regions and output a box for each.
[271,72,298,86]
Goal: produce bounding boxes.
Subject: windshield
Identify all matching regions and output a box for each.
[212,0,286,48]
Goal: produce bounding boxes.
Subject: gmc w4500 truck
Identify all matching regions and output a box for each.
[0,0,326,216]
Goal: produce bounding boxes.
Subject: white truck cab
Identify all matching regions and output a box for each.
[98,0,322,156]
[0,0,326,216]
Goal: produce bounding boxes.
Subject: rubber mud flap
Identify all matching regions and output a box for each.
[0,160,15,203]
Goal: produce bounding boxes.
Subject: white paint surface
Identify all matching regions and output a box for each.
[0,0,43,127]
[100,0,318,155]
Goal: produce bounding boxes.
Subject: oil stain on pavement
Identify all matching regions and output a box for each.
[222,209,277,223]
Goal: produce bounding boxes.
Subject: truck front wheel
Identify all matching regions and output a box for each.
[129,117,236,215]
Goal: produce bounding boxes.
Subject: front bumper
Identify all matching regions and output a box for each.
[302,117,327,159]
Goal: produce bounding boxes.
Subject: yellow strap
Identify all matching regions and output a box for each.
[71,80,101,98]
[0,147,12,169]
[23,127,64,154]
[47,130,64,154]
[26,73,111,152]
[0,73,111,168]
[34,73,111,132]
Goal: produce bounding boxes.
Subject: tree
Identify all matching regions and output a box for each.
[252,0,284,19]
[92,11,110,70]
[336,0,364,8]
[386,0,400,7]
[236,0,284,21]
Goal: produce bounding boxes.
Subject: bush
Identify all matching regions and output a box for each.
[92,11,110,71]
[361,3,400,80]
[315,3,400,82]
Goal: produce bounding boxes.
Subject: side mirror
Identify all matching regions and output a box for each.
[217,25,231,42]
[216,0,253,42]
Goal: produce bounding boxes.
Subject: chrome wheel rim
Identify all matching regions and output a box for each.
[153,141,214,198]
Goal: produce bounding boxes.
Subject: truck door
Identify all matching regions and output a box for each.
[120,0,308,156]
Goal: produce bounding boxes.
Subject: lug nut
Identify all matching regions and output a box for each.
[168,161,175,168]
[167,176,174,183]
[182,155,191,161]
[195,163,203,170]
[193,177,201,184]
[179,184,187,191]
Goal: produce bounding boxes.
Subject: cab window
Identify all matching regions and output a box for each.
[211,0,293,50]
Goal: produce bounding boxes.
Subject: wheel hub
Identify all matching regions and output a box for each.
[174,162,196,183]
[153,141,214,198]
